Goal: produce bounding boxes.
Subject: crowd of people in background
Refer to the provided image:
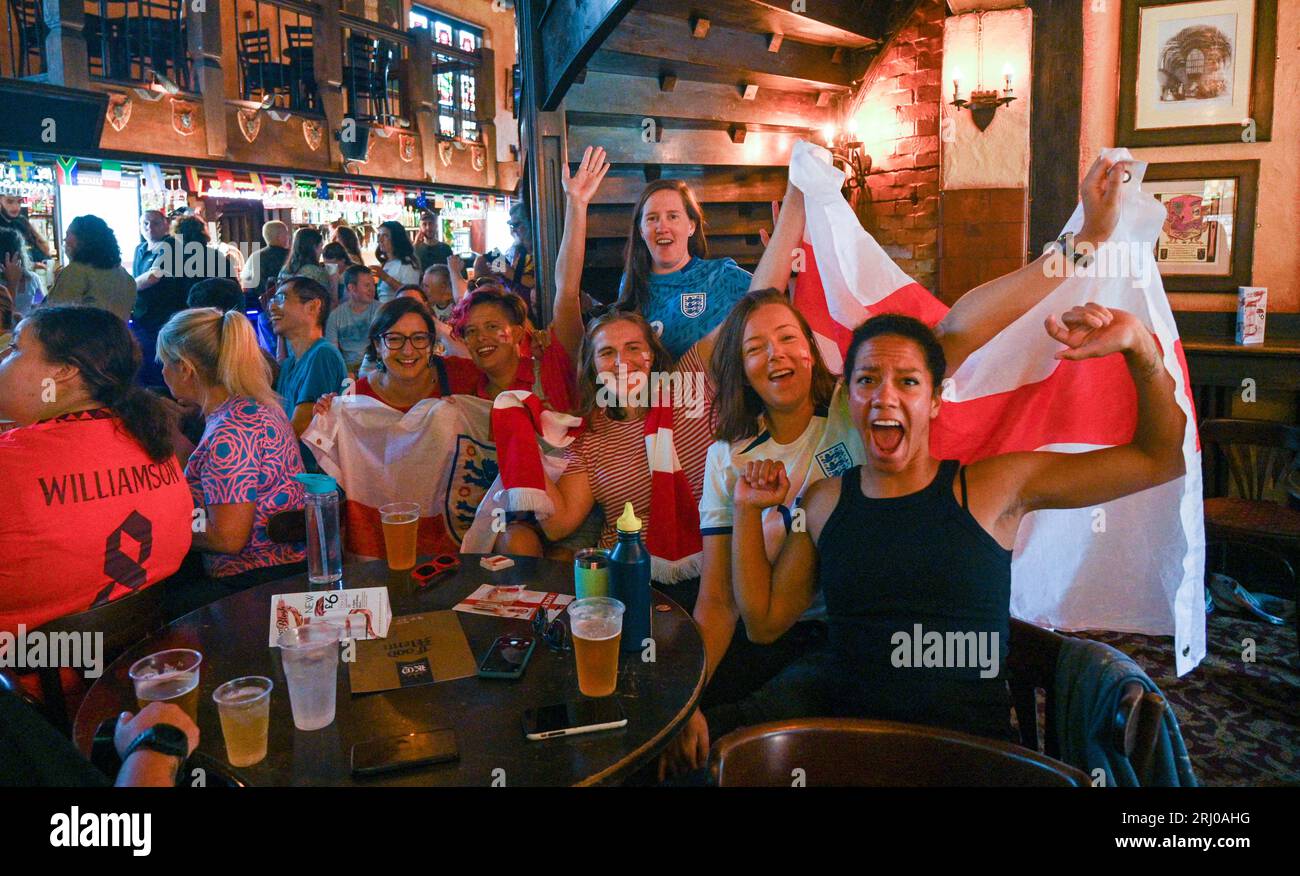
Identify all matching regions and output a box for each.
[0,148,1185,786]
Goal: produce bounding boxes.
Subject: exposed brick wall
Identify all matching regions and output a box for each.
[938,188,1028,306]
[849,0,945,295]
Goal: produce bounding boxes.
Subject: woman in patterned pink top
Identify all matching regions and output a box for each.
[158,307,307,611]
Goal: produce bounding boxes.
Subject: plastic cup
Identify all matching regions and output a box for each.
[569,597,625,697]
[278,623,341,731]
[212,676,273,767]
[128,649,203,723]
[379,502,421,570]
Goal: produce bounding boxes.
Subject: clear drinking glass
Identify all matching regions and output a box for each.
[212,676,273,767]
[379,502,421,570]
[128,649,203,722]
[278,623,341,731]
[568,597,625,697]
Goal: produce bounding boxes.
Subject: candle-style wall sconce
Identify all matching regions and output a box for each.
[948,13,1017,132]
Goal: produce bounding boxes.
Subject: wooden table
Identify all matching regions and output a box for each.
[74,556,705,787]
[1182,338,1300,497]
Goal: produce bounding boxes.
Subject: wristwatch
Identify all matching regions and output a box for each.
[1054,232,1094,269]
[122,723,190,764]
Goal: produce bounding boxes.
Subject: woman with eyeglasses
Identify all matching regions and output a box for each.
[349,298,450,412]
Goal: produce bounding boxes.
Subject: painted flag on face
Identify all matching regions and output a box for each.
[787,140,1204,675]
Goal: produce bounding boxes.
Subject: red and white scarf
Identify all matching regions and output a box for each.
[491,392,702,582]
[490,390,583,518]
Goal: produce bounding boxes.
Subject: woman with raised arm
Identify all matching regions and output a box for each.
[659,153,1134,776]
[729,305,1185,739]
[495,147,719,565]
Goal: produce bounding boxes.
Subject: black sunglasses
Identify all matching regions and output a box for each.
[532,607,569,652]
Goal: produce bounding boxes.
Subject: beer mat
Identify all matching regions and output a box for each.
[348,612,477,694]
[453,586,573,621]
[268,587,393,647]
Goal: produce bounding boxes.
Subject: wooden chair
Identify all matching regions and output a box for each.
[1200,418,1300,591]
[282,24,318,112]
[1006,618,1167,785]
[6,0,47,77]
[26,584,167,737]
[237,28,289,102]
[708,717,1089,787]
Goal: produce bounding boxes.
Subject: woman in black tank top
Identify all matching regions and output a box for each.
[818,460,1012,740]
[729,304,1187,744]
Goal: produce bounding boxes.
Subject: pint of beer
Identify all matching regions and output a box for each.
[128,649,204,722]
[569,597,625,697]
[212,676,273,767]
[379,502,421,570]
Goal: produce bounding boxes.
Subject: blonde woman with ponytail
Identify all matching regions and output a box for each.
[158,308,308,610]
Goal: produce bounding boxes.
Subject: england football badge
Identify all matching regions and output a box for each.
[443,434,498,542]
[680,292,707,318]
[816,442,853,478]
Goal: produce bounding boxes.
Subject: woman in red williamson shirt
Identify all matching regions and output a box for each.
[0,306,193,664]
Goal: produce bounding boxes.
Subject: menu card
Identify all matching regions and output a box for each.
[453,586,573,621]
[268,587,393,647]
[347,612,477,694]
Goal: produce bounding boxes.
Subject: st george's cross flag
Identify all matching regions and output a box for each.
[303,393,500,562]
[788,140,1205,675]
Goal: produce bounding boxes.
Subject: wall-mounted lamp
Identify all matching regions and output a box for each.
[949,62,1015,131]
[822,122,871,191]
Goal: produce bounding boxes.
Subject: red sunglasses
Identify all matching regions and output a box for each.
[412,554,460,588]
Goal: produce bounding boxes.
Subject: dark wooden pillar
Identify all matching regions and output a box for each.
[314,0,347,168]
[190,5,228,159]
[409,24,440,181]
[1027,0,1083,253]
[517,0,553,324]
[478,46,498,190]
[43,0,90,88]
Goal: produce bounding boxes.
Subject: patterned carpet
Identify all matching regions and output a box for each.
[1075,604,1299,787]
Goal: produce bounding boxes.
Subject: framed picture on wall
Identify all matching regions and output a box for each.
[1144,159,1258,292]
[1117,0,1277,146]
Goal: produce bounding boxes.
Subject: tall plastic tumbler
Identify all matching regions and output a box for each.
[278,623,341,731]
[293,474,343,585]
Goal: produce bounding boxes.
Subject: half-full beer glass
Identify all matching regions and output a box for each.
[569,597,624,697]
[212,676,273,767]
[379,502,421,570]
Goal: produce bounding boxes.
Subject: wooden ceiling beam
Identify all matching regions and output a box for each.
[600,9,860,90]
[587,49,853,95]
[568,124,802,166]
[639,0,878,49]
[564,72,834,128]
[587,166,789,205]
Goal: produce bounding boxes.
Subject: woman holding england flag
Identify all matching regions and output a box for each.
[658,150,1137,777]
[726,299,1184,740]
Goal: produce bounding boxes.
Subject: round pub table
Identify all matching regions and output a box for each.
[74,555,705,786]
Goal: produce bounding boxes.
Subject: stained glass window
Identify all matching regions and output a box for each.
[413,7,483,141]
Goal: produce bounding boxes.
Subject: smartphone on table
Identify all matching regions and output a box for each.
[350,729,459,777]
[522,699,627,741]
[478,634,536,680]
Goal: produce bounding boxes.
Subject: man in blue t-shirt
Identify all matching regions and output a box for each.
[637,256,752,359]
[270,276,347,439]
